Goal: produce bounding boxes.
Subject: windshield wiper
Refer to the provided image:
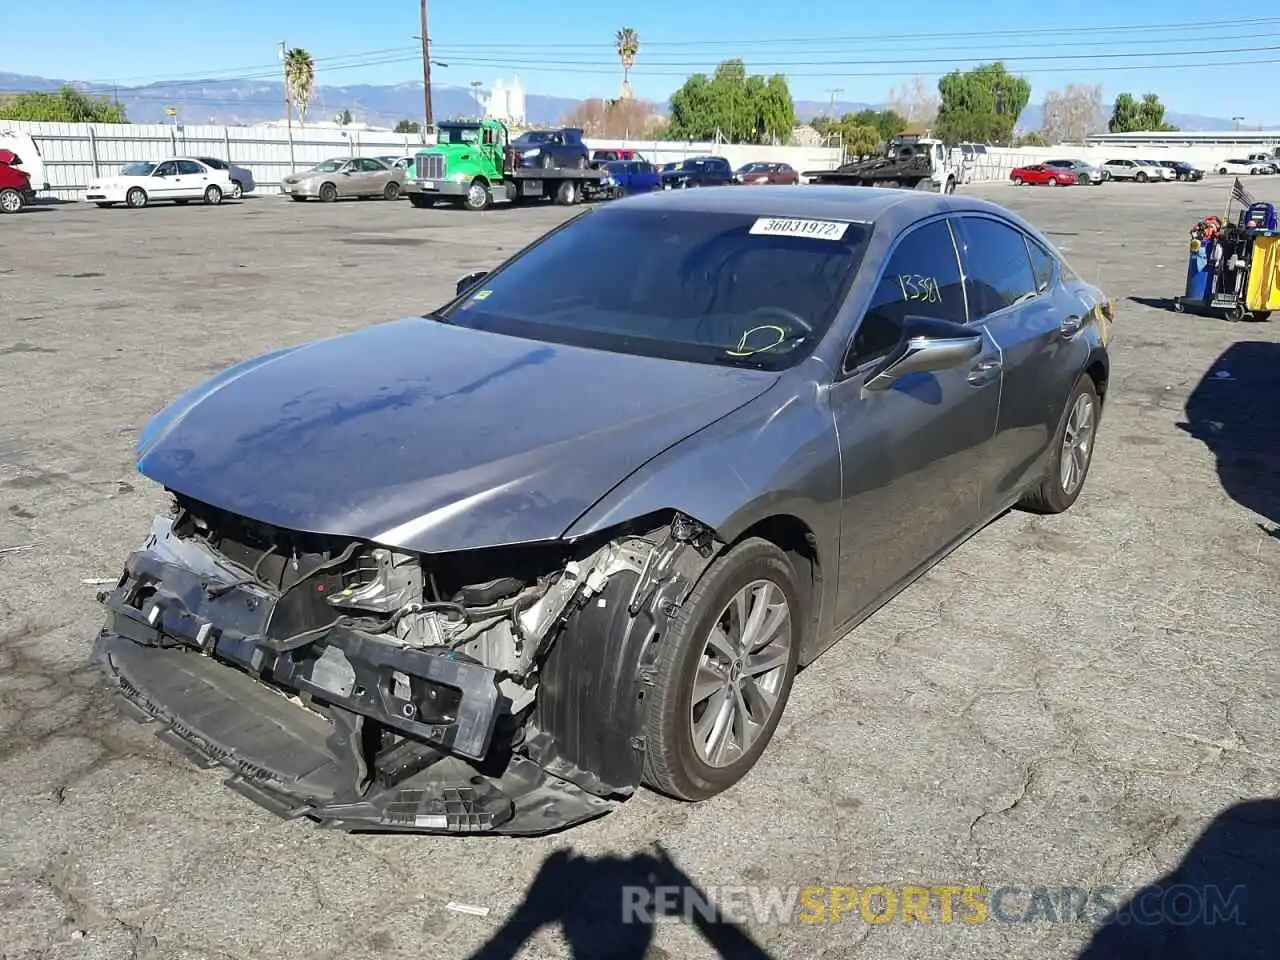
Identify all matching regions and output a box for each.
[423,311,453,325]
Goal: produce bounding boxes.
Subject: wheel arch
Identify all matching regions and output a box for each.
[1083,351,1109,409]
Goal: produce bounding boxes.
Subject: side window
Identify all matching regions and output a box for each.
[154,161,179,176]
[1025,239,1056,294]
[847,219,967,369]
[958,217,1037,318]
[175,160,203,175]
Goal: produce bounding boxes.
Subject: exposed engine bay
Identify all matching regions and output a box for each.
[92,493,720,834]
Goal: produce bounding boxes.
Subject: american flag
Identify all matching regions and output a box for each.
[1232,177,1256,208]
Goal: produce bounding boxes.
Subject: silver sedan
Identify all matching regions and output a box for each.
[280,156,406,202]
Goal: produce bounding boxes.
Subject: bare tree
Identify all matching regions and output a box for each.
[1040,83,1104,143]
[886,76,939,130]
[561,97,661,138]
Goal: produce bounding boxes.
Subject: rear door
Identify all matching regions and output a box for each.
[953,214,1090,514]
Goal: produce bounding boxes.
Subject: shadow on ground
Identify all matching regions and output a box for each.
[465,844,775,960]
[1176,341,1280,533]
[1127,296,1180,313]
[1078,798,1279,959]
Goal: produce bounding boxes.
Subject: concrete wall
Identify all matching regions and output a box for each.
[4,120,846,199]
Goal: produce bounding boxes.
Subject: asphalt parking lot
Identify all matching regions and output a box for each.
[1,180,1277,960]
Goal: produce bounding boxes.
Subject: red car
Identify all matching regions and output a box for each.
[735,161,800,185]
[0,150,34,214]
[1010,164,1077,187]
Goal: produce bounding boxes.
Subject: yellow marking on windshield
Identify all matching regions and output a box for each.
[726,325,788,357]
[471,289,493,300]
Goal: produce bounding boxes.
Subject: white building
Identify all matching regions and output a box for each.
[482,77,526,126]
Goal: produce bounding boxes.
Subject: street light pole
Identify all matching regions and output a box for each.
[420,0,434,131]
[1233,116,1244,132]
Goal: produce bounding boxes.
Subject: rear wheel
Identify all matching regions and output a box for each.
[554,179,579,205]
[1012,176,1024,185]
[230,180,244,200]
[1219,167,1229,175]
[203,184,223,205]
[641,538,802,801]
[382,181,402,201]
[1136,171,1148,182]
[0,188,23,214]
[1047,177,1058,186]
[1018,375,1100,514]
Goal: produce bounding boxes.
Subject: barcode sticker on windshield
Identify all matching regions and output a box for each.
[749,217,850,240]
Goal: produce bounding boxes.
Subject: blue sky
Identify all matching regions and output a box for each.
[8,2,1280,123]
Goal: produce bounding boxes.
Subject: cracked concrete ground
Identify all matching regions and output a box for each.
[0,181,1276,960]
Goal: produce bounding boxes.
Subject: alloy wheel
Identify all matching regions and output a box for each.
[0,190,21,213]
[689,579,792,768]
[1060,393,1096,496]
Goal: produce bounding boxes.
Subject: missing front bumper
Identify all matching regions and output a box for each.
[92,631,614,834]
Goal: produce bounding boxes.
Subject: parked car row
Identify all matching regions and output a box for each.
[1011,157,1210,187]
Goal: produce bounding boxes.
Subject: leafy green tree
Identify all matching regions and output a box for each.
[1108,92,1178,133]
[812,109,907,155]
[667,59,795,143]
[615,27,640,99]
[284,48,316,125]
[394,119,422,133]
[0,85,127,123]
[935,62,1030,145]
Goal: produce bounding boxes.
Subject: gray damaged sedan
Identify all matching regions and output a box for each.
[93,187,1115,835]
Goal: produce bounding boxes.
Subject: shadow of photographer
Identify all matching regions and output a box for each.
[465,842,775,960]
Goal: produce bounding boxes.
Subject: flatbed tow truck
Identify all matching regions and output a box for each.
[404,118,609,211]
[803,134,960,194]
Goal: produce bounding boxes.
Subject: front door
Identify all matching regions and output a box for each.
[830,216,1001,626]
[952,215,1093,514]
[150,160,181,200]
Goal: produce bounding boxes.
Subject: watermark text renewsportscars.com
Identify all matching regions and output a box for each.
[620,884,1248,927]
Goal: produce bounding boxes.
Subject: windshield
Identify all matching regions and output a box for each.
[121,162,156,176]
[437,208,871,371]
[312,159,347,173]
[515,131,553,144]
[737,163,766,173]
[439,125,481,144]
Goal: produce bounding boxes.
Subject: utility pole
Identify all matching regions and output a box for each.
[825,88,843,117]
[279,42,295,173]
[420,0,434,131]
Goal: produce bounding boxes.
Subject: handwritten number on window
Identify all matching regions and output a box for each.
[897,274,942,304]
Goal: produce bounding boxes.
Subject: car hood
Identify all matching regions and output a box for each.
[135,317,779,554]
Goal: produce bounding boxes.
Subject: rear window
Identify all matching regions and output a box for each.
[438,208,871,371]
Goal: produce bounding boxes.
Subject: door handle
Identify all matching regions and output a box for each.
[967,358,1002,385]
[1059,315,1083,338]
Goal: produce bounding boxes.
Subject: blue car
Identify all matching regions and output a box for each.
[604,159,662,195]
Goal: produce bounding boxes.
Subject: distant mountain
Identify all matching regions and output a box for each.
[0,71,1264,132]
[0,71,581,127]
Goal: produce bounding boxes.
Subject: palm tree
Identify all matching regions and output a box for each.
[283,48,316,125]
[614,28,639,100]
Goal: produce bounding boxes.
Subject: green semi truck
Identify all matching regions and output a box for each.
[403,117,608,211]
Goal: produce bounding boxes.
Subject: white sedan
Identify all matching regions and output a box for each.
[1216,158,1267,176]
[85,157,236,208]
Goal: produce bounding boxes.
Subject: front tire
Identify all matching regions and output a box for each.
[1136,171,1148,182]
[318,182,338,203]
[1018,375,1100,514]
[125,187,148,208]
[1012,176,1024,185]
[463,178,491,211]
[641,538,801,802]
[1219,167,1229,175]
[1047,177,1058,186]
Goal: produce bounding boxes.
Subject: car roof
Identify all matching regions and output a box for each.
[606,184,1022,231]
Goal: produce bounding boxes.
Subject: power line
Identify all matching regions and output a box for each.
[427,16,1280,48]
[110,55,1280,106]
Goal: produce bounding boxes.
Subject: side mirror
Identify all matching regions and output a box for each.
[861,316,983,392]
[456,270,488,296]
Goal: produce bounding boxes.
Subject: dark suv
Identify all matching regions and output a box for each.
[509,128,590,170]
[1166,161,1205,182]
[660,156,735,189]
